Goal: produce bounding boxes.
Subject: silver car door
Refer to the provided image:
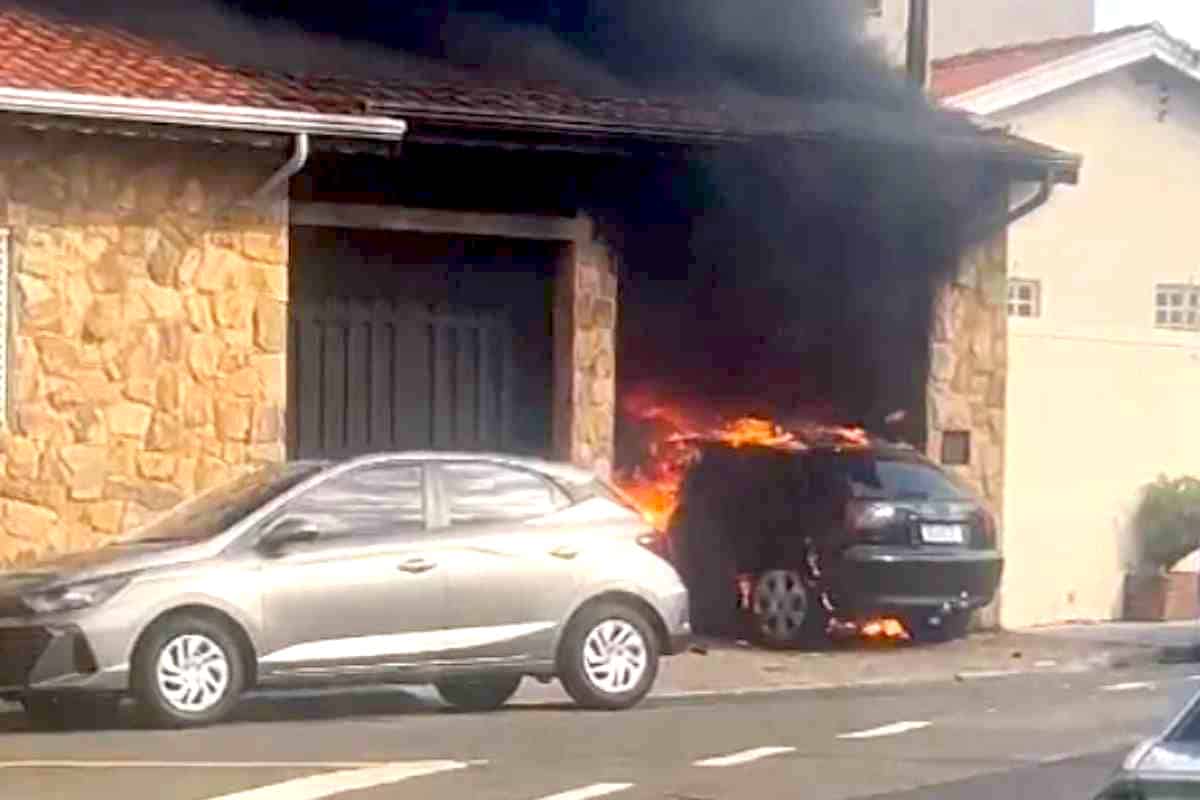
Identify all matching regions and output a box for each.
[431,461,580,661]
[257,462,448,669]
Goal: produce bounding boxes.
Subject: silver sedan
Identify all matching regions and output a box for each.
[0,453,690,728]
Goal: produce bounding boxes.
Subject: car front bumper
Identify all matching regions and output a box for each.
[0,620,128,696]
[831,546,1003,616]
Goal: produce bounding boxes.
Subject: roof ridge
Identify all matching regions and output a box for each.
[932,24,1155,69]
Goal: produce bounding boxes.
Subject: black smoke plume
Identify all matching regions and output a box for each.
[20,0,998,450]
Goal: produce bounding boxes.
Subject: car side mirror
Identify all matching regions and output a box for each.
[258,518,319,556]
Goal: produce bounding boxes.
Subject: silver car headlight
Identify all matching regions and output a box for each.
[21,575,132,615]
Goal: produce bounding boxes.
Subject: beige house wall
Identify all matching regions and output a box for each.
[994,67,1200,627]
[864,0,1094,66]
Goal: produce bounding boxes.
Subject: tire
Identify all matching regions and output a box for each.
[908,611,971,643]
[558,602,660,710]
[751,569,828,649]
[435,674,522,711]
[132,613,246,728]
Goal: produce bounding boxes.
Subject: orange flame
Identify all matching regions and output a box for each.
[861,618,910,640]
[614,392,872,532]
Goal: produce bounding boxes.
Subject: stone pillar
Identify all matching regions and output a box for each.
[553,219,618,477]
[0,133,288,565]
[926,229,1008,627]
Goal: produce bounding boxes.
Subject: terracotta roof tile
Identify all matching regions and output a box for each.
[0,6,1078,172]
[931,25,1154,99]
[0,7,324,111]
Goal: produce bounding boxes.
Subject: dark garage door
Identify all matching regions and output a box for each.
[288,227,554,460]
[288,298,515,458]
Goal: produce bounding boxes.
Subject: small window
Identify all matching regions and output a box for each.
[941,431,971,467]
[1007,278,1041,318]
[1155,284,1200,330]
[286,463,425,538]
[442,463,560,525]
[864,0,884,18]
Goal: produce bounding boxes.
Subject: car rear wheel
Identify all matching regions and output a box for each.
[751,569,827,648]
[559,602,660,710]
[435,674,522,711]
[133,614,245,728]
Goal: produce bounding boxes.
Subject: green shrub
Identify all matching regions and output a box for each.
[1134,475,1200,572]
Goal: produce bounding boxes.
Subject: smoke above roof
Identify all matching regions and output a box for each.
[18,0,1006,444]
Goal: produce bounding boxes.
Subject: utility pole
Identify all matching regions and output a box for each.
[906,0,930,90]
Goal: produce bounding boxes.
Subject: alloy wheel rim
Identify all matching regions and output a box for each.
[753,569,809,641]
[582,619,647,695]
[155,633,231,713]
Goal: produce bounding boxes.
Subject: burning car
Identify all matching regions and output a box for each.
[661,434,1003,647]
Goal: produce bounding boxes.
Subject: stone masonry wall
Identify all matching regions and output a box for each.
[926,231,1008,625]
[553,221,618,478]
[0,132,288,565]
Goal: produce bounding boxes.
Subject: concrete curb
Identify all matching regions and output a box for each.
[512,644,1168,708]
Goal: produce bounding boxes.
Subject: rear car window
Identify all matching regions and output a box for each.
[834,455,969,500]
[443,463,564,524]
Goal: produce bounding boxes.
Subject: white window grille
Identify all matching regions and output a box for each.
[1007,278,1041,318]
[1154,284,1200,330]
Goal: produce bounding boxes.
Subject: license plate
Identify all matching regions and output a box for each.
[921,524,965,544]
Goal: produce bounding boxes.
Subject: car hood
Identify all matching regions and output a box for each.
[0,539,214,590]
[1131,741,1200,775]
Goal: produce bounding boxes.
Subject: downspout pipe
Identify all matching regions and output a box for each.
[1006,174,1053,226]
[967,172,1055,244]
[249,131,309,206]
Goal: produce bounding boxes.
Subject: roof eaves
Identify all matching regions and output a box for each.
[0,85,407,140]
[942,25,1200,115]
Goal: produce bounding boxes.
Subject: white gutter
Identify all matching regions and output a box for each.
[247,132,310,207]
[0,86,407,140]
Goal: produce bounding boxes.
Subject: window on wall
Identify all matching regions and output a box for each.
[1007,278,1041,318]
[863,0,884,17]
[1155,284,1200,330]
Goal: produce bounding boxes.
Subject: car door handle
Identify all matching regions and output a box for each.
[398,558,436,574]
[549,546,579,560]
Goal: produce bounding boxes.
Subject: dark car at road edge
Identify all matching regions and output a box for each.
[668,441,1003,646]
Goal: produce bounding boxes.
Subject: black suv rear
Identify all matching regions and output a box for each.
[667,441,1003,646]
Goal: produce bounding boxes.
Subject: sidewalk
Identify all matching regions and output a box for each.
[1022,619,1200,663]
[516,627,1173,703]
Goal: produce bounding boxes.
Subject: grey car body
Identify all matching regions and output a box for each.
[0,452,690,724]
[1097,689,1200,799]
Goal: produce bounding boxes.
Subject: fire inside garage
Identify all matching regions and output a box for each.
[0,2,1076,637]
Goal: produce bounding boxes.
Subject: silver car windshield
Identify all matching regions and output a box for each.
[121,463,325,544]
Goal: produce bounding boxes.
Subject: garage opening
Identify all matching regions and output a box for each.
[288,227,558,459]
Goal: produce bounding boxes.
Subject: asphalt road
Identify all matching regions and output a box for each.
[1,661,1196,800]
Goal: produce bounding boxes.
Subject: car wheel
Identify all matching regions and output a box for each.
[21,693,120,731]
[751,569,827,649]
[559,602,660,710]
[435,674,522,711]
[908,611,971,643]
[133,614,245,729]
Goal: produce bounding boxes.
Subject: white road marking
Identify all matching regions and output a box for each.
[1034,659,1057,668]
[694,746,796,767]
[955,669,1023,680]
[534,783,634,800]
[197,761,468,800]
[0,761,394,770]
[838,720,931,740]
[1101,681,1156,693]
